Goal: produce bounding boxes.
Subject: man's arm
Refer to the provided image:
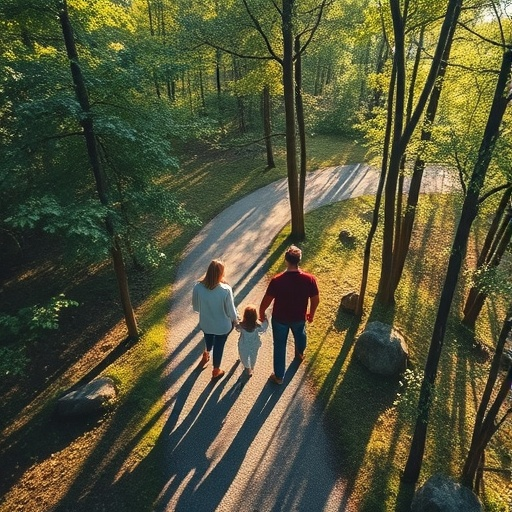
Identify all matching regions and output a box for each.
[259,294,274,321]
[306,294,319,323]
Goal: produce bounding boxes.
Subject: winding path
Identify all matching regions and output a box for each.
[156,164,456,512]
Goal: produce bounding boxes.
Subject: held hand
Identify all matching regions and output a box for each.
[306,313,314,323]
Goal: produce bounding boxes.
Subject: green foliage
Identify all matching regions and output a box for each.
[0,345,29,377]
[469,263,512,299]
[0,294,79,344]
[393,369,435,422]
[4,196,112,258]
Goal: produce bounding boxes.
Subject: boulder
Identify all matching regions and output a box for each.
[338,230,356,247]
[340,292,359,314]
[411,474,483,511]
[56,377,117,418]
[354,321,408,377]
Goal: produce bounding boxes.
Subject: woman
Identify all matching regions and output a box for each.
[192,259,238,379]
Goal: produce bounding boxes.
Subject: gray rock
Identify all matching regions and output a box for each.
[354,321,408,376]
[341,291,359,314]
[56,377,117,418]
[411,473,483,511]
[338,230,356,247]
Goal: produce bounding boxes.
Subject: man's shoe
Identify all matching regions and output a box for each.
[269,373,283,385]
[200,351,210,366]
[212,368,225,380]
[295,350,304,362]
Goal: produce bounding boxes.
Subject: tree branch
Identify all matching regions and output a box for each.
[241,0,282,64]
[296,0,331,57]
[458,21,512,49]
[479,183,512,204]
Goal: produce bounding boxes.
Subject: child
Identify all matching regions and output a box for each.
[236,305,268,377]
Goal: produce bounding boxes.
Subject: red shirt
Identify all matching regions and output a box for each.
[266,270,319,323]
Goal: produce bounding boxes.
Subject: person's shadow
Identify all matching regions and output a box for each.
[154,363,294,512]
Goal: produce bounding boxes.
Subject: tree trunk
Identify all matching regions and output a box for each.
[463,206,512,327]
[356,59,397,317]
[461,306,512,488]
[147,0,154,36]
[216,49,222,95]
[463,186,512,315]
[391,19,456,292]
[262,85,275,169]
[378,0,463,304]
[282,0,304,240]
[58,0,139,339]
[402,49,512,484]
[295,36,307,215]
[378,0,406,302]
[461,364,512,490]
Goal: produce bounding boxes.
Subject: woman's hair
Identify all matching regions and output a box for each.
[241,305,259,331]
[200,259,225,290]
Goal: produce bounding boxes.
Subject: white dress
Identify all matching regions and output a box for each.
[236,319,268,369]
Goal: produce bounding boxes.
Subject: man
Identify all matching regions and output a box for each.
[259,245,319,385]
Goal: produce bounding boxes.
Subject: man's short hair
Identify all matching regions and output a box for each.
[285,245,302,265]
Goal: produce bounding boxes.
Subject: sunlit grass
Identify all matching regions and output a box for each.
[266,194,510,511]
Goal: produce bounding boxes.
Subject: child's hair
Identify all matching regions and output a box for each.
[241,305,259,331]
[200,259,225,290]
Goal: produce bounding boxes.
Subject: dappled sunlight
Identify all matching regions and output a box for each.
[346,408,409,510]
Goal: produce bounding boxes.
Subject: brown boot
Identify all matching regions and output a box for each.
[200,351,210,366]
[212,368,225,380]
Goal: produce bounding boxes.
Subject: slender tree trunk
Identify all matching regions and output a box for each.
[282,0,304,240]
[402,49,512,484]
[463,207,512,327]
[154,70,161,98]
[147,0,154,36]
[391,19,456,292]
[233,57,246,133]
[368,37,389,113]
[461,365,512,489]
[356,59,397,317]
[463,186,512,315]
[378,0,406,301]
[263,85,275,169]
[216,49,222,95]
[379,0,463,303]
[295,36,307,215]
[391,29,424,268]
[199,67,206,109]
[461,307,512,489]
[58,0,138,339]
[314,57,322,96]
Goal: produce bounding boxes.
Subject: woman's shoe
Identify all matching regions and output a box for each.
[269,373,283,385]
[200,351,210,366]
[212,368,225,379]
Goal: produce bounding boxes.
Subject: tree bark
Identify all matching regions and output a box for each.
[463,186,512,316]
[402,49,512,484]
[356,59,397,317]
[378,0,406,301]
[378,0,463,303]
[282,0,304,240]
[461,364,512,489]
[295,36,307,215]
[461,306,512,489]
[462,206,512,327]
[58,0,139,339]
[391,19,456,292]
[262,85,275,169]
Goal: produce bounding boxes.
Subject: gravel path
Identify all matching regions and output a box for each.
[156,164,456,512]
